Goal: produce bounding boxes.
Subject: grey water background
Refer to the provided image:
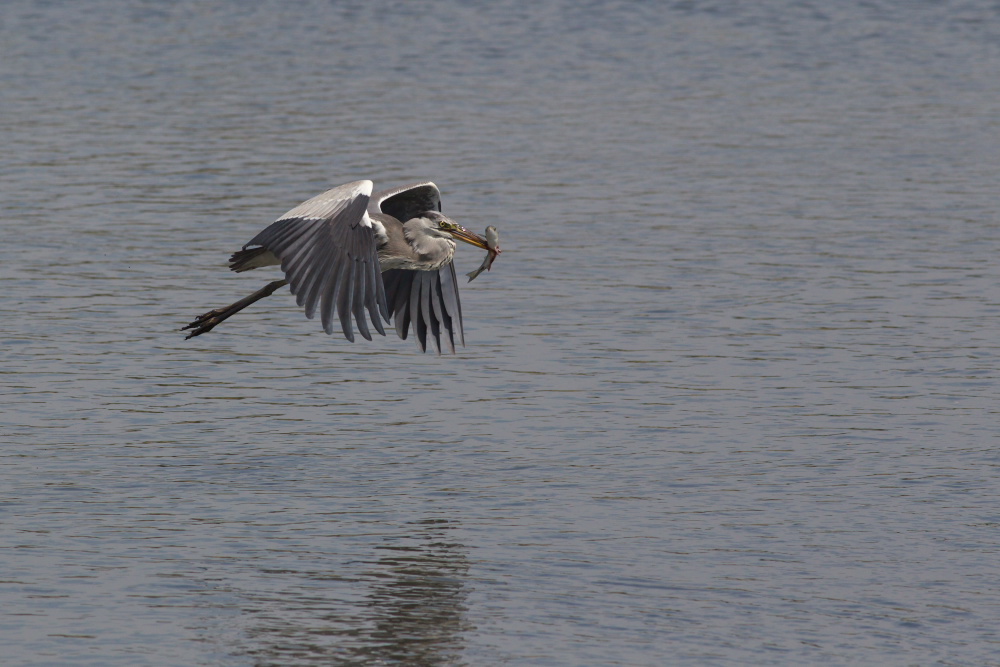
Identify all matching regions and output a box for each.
[3,0,1000,664]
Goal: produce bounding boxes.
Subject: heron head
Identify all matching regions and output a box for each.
[423,211,490,250]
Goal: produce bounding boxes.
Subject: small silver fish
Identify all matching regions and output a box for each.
[466,225,501,282]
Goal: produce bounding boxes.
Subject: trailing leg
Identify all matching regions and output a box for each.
[182,279,289,339]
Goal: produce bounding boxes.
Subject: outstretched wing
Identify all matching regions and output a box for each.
[241,180,388,342]
[381,263,464,354]
[371,182,442,221]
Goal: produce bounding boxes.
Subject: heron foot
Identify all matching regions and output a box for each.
[181,307,229,338]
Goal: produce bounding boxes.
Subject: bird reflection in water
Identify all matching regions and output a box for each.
[238,519,470,665]
[355,522,471,665]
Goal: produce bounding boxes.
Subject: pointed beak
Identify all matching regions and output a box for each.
[448,226,490,250]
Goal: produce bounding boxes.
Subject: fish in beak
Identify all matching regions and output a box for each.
[466,226,501,282]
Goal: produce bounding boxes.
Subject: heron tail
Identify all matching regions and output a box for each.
[229,246,278,273]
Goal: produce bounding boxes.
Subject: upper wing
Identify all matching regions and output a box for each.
[381,263,464,354]
[242,180,388,342]
[371,182,442,221]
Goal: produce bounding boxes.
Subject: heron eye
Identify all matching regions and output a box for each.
[438,221,458,231]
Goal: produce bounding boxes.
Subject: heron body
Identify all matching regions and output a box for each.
[183,180,494,353]
[375,213,461,271]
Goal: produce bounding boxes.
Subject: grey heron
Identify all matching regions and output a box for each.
[182,180,498,353]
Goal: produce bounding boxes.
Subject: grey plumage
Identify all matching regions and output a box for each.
[183,179,493,353]
[382,263,464,354]
[240,182,384,341]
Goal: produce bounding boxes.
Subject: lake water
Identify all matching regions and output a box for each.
[3,1,1000,664]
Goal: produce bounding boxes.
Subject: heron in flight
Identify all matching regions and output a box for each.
[182,180,497,353]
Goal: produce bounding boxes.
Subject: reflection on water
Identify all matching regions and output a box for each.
[238,520,469,666]
[359,528,470,664]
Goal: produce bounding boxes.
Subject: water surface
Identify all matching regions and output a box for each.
[3,1,1000,664]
